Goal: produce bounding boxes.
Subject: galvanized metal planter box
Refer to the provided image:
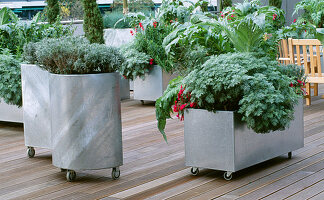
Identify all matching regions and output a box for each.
[21,64,51,158]
[0,100,23,123]
[134,65,177,102]
[120,75,130,100]
[184,100,304,180]
[50,72,123,181]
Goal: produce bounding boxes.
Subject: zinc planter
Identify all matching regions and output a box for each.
[134,65,177,103]
[120,75,130,100]
[184,100,304,180]
[50,72,123,181]
[21,64,51,158]
[0,100,23,123]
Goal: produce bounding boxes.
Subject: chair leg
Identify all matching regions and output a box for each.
[314,83,318,96]
[306,83,311,106]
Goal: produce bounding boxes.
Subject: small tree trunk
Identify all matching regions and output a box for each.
[220,0,232,11]
[123,0,129,15]
[269,0,282,9]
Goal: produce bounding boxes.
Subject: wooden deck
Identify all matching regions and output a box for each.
[0,94,324,200]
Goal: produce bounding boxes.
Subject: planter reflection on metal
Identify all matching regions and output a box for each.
[184,99,304,180]
[134,65,177,102]
[50,72,122,180]
[21,64,51,158]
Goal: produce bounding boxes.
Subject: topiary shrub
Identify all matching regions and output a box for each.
[24,37,123,74]
[82,0,104,44]
[46,0,60,24]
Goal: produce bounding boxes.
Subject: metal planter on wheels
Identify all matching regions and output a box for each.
[184,100,304,180]
[50,72,123,181]
[133,65,177,103]
[21,64,51,158]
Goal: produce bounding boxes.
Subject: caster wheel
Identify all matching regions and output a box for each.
[140,100,145,105]
[27,147,35,158]
[66,170,76,182]
[61,168,67,172]
[112,167,120,180]
[224,171,233,181]
[190,167,199,176]
[288,152,292,159]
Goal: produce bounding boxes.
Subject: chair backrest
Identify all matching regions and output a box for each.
[278,39,290,65]
[288,38,323,78]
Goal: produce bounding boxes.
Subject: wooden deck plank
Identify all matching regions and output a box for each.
[261,169,324,200]
[234,159,324,199]
[286,179,324,200]
[309,190,324,200]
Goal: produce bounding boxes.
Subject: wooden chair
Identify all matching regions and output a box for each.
[278,39,290,65]
[288,38,323,105]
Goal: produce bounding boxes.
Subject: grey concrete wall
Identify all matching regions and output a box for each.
[219,0,302,26]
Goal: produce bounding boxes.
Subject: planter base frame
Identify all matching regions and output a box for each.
[184,100,304,180]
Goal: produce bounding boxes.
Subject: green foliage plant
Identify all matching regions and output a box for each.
[119,0,209,79]
[119,43,152,80]
[0,49,22,107]
[24,37,123,74]
[156,53,304,141]
[132,20,174,73]
[277,0,324,41]
[82,0,104,44]
[0,13,74,57]
[0,7,19,25]
[163,14,232,75]
[155,76,183,142]
[164,0,285,65]
[293,0,324,28]
[46,0,60,24]
[156,0,195,24]
[277,20,317,39]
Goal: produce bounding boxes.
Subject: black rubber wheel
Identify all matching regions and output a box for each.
[66,170,76,182]
[190,167,199,176]
[224,172,233,181]
[112,168,120,180]
[140,100,145,105]
[288,152,292,159]
[27,147,35,158]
